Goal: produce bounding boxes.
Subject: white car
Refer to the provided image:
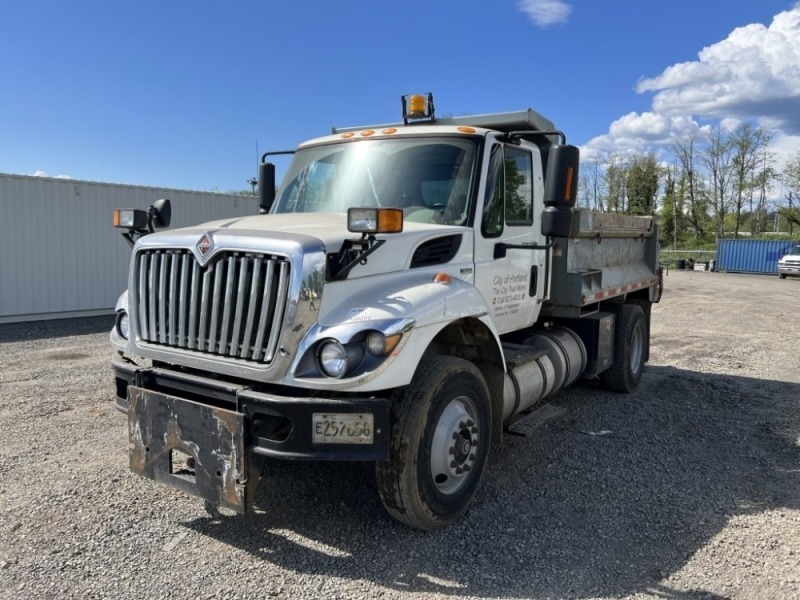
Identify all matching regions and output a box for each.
[778,246,800,279]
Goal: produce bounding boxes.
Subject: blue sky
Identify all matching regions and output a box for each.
[1,0,798,192]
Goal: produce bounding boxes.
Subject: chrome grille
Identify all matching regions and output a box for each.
[134,249,291,364]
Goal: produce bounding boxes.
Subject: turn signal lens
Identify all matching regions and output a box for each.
[564,167,574,203]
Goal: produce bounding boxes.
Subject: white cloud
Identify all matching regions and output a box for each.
[581,112,707,161]
[516,0,571,27]
[636,9,800,133]
[29,170,71,179]
[583,7,800,159]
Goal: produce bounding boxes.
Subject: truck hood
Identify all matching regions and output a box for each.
[142,212,469,278]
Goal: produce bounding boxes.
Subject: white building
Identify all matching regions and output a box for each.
[0,173,260,323]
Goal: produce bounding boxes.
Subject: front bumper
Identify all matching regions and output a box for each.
[778,263,800,277]
[113,355,390,512]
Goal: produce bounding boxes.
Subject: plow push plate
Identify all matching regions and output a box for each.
[128,386,249,513]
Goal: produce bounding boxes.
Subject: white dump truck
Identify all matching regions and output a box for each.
[111,94,662,530]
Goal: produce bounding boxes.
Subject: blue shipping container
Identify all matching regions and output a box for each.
[717,239,800,275]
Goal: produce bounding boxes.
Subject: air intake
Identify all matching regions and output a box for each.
[410,234,462,268]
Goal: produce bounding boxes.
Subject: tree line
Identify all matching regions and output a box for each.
[579,123,800,247]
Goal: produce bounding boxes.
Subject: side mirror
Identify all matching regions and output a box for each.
[259,162,276,214]
[541,145,580,238]
[151,198,171,228]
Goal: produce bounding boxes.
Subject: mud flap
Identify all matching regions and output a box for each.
[128,386,254,514]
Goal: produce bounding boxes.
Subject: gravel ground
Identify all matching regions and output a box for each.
[1,270,798,600]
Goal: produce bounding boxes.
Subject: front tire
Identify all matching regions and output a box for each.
[376,356,492,531]
[602,304,647,393]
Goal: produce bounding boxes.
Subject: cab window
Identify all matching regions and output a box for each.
[481,145,534,237]
[504,146,533,225]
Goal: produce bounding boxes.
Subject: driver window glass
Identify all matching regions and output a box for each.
[504,146,533,225]
[481,145,505,238]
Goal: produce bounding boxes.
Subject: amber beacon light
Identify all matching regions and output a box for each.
[401,93,435,124]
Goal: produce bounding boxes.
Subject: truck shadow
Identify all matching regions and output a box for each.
[182,365,799,599]
[0,315,115,343]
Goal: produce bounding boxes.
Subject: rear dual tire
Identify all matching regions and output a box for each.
[602,304,647,393]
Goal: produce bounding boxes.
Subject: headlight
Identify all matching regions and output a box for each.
[318,340,348,378]
[116,311,129,340]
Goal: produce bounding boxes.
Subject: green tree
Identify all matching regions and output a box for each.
[671,131,710,240]
[779,150,800,234]
[626,153,660,215]
[729,122,772,237]
[701,125,734,240]
[580,156,602,210]
[604,154,627,213]
[660,165,686,247]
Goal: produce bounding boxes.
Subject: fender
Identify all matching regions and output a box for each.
[285,270,505,392]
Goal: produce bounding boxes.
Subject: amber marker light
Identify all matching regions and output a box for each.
[433,272,451,284]
[377,207,403,232]
[361,130,375,137]
[384,333,402,355]
[457,126,476,134]
[341,132,355,139]
[381,128,398,135]
[564,167,574,202]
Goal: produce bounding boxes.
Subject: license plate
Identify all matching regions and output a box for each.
[312,413,374,444]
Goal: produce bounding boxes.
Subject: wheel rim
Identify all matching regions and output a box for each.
[430,395,480,495]
[629,323,644,376]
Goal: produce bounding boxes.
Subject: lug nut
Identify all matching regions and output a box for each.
[466,420,475,427]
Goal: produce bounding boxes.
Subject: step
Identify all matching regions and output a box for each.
[506,403,566,437]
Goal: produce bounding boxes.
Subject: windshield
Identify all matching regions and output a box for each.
[272,137,479,226]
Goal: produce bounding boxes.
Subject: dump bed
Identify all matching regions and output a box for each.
[541,211,660,317]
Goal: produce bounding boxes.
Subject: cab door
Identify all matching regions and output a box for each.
[473,140,547,334]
